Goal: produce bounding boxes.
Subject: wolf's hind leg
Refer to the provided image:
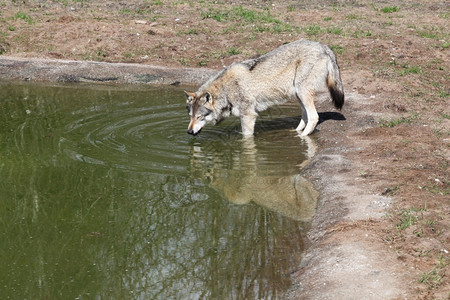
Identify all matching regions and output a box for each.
[296,102,307,131]
[294,61,322,135]
[296,88,318,136]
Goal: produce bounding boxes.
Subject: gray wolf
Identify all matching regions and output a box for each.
[184,39,344,136]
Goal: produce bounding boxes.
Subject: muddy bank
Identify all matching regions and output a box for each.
[0,56,408,299]
[0,56,216,86]
[287,92,407,299]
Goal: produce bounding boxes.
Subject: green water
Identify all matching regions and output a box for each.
[0,82,317,299]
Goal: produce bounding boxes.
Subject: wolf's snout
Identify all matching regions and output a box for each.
[187,128,201,135]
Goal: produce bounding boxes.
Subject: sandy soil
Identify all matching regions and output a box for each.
[1,1,449,299]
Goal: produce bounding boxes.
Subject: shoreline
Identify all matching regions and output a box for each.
[0,56,216,86]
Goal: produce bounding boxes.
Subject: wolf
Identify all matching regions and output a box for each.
[184,39,344,136]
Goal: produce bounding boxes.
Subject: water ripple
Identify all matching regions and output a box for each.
[62,102,191,174]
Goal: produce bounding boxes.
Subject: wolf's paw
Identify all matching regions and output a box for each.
[300,127,317,136]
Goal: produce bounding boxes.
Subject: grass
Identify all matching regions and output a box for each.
[201,8,228,22]
[329,45,344,55]
[200,5,297,34]
[417,29,438,39]
[123,51,135,59]
[440,41,450,49]
[396,209,418,231]
[201,5,281,24]
[381,6,399,13]
[423,184,450,196]
[379,113,418,128]
[197,59,209,66]
[326,26,344,35]
[420,268,443,287]
[224,47,241,56]
[233,6,280,24]
[353,29,372,38]
[305,25,321,36]
[185,29,199,35]
[399,64,421,76]
[14,11,34,24]
[420,255,449,288]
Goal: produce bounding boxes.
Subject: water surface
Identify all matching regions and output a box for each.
[0,82,317,299]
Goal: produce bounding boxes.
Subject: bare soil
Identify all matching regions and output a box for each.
[1,1,449,299]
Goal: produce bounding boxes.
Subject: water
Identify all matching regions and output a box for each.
[0,82,317,299]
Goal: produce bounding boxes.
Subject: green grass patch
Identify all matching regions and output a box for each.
[396,209,418,231]
[417,26,443,39]
[353,29,372,38]
[305,25,322,36]
[439,91,449,98]
[185,28,199,35]
[14,11,34,24]
[197,59,209,67]
[119,8,132,15]
[399,64,421,76]
[423,184,450,196]
[420,265,447,288]
[271,23,297,33]
[417,30,438,39]
[326,26,344,35]
[200,5,296,34]
[178,58,189,66]
[201,8,228,22]
[123,52,135,59]
[379,113,418,128]
[224,47,241,56]
[329,45,344,55]
[232,6,260,23]
[201,6,280,24]
[381,6,399,13]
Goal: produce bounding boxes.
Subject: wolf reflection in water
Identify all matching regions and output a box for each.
[189,135,318,222]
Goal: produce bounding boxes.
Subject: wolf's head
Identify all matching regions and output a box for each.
[184,91,216,135]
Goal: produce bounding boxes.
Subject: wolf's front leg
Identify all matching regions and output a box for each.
[240,114,257,136]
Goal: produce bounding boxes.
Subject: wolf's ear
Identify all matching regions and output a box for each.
[201,92,212,104]
[184,91,195,103]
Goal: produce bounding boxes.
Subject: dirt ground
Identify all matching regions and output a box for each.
[1,0,449,299]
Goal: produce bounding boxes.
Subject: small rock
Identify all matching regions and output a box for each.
[381,187,392,195]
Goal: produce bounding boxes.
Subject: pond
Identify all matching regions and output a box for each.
[0,82,317,299]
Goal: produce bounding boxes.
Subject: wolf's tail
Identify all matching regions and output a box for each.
[326,58,345,110]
